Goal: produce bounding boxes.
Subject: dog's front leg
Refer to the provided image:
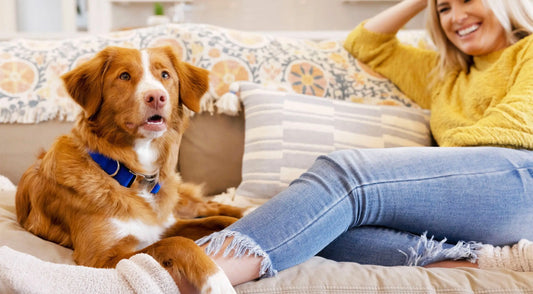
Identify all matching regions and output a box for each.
[140,236,235,294]
[74,233,234,293]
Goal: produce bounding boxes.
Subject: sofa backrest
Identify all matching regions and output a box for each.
[0,23,432,195]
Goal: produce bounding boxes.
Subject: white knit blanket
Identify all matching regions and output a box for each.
[0,246,180,294]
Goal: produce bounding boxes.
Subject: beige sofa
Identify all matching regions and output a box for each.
[1,23,533,293]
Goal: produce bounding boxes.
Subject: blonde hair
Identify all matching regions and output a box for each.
[426,0,533,78]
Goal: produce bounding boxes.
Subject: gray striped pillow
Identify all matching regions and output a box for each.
[236,84,432,199]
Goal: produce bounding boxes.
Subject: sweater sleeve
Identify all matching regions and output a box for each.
[344,22,438,109]
[439,57,533,149]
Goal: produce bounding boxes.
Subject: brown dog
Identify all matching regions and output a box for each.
[16,46,243,293]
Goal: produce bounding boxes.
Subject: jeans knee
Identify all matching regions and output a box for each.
[303,149,362,186]
[316,149,358,174]
[319,149,351,164]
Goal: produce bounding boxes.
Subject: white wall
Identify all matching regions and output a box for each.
[0,0,17,35]
[17,0,63,33]
[1,0,425,37]
[0,0,76,37]
[108,0,424,32]
[187,0,424,31]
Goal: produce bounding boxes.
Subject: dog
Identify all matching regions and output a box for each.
[15,46,244,293]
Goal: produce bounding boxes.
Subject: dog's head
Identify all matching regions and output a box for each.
[62,46,208,140]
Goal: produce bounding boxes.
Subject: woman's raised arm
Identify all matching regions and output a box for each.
[364,0,428,34]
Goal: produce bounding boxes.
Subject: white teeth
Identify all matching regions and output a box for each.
[458,24,479,36]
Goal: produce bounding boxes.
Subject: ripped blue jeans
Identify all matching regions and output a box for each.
[197,147,533,277]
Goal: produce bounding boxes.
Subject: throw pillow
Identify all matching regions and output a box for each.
[235,83,432,199]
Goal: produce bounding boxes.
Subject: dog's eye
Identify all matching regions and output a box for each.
[119,72,131,81]
[161,71,170,79]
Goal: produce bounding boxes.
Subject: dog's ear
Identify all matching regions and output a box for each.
[162,46,209,113]
[61,47,116,120]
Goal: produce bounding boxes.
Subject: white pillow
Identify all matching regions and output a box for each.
[235,83,432,199]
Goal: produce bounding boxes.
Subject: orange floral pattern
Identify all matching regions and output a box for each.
[0,61,37,95]
[210,59,250,97]
[287,62,327,97]
[0,23,429,123]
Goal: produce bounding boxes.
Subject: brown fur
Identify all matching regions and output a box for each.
[15,46,244,292]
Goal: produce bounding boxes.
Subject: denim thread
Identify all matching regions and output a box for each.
[196,231,276,277]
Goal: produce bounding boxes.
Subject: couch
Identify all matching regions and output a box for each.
[1,23,533,293]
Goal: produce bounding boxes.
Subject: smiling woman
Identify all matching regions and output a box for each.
[426,0,533,74]
[196,0,533,288]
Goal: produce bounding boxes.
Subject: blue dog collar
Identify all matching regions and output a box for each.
[89,151,161,194]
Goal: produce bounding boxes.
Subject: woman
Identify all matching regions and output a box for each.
[197,0,533,287]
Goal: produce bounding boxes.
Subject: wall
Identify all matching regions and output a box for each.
[1,0,426,38]
[17,0,63,33]
[0,0,77,37]
[109,0,425,32]
[186,0,425,31]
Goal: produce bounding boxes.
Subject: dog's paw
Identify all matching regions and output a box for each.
[200,268,236,294]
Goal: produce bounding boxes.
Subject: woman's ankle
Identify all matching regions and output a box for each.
[199,236,263,285]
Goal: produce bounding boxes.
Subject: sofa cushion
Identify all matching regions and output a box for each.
[0,120,74,184]
[178,112,245,196]
[0,189,75,264]
[2,187,533,293]
[236,256,533,293]
[234,83,432,199]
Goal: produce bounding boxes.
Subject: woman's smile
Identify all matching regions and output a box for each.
[456,23,480,37]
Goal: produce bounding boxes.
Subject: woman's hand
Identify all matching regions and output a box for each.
[364,0,429,34]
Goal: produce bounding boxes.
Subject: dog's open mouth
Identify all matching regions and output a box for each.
[141,114,167,132]
[147,115,164,124]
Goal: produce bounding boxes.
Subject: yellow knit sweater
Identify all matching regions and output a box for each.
[344,23,533,149]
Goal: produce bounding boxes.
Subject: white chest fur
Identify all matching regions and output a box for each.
[110,128,170,249]
[110,215,176,250]
[134,138,158,175]
[107,138,171,250]
[134,138,160,204]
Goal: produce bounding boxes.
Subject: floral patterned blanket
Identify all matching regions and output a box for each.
[0,23,429,124]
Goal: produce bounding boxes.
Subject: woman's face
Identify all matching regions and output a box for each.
[436,0,509,56]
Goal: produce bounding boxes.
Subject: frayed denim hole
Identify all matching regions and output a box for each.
[399,232,482,266]
[196,230,277,278]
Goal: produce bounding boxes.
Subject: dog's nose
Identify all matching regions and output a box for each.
[144,90,167,109]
